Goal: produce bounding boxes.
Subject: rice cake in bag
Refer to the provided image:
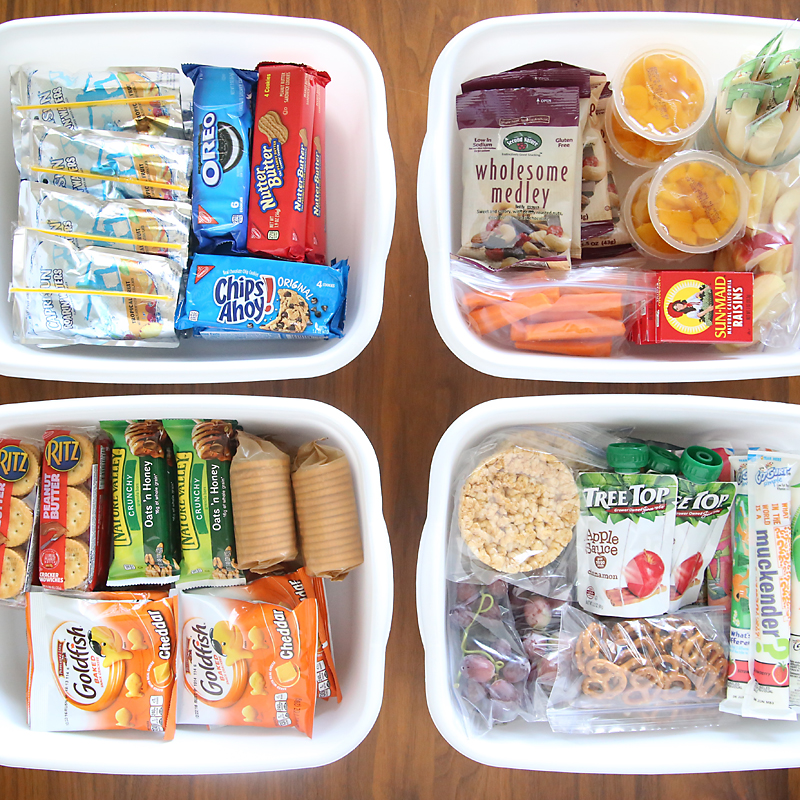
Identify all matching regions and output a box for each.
[291,440,363,580]
[230,432,297,572]
[163,419,244,589]
[0,437,40,606]
[103,420,180,586]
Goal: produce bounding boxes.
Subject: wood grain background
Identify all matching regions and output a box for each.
[2,0,800,797]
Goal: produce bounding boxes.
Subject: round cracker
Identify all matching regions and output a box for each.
[65,433,94,486]
[65,487,91,537]
[64,538,90,590]
[10,445,40,497]
[0,547,26,599]
[2,497,34,547]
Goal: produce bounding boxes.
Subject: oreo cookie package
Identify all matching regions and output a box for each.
[183,65,257,253]
[176,255,348,339]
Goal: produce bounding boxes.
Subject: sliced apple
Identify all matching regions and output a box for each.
[772,187,800,235]
[759,171,783,228]
[758,242,793,274]
[753,272,787,320]
[747,170,767,232]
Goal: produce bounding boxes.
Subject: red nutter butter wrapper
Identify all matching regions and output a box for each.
[248,63,329,260]
[305,75,329,265]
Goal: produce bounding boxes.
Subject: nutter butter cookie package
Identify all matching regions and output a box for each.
[103,420,180,586]
[162,419,244,589]
[176,591,318,735]
[0,437,41,606]
[38,428,112,592]
[27,590,178,737]
[247,63,331,260]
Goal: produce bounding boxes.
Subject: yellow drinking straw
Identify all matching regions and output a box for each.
[28,165,188,193]
[16,95,177,111]
[9,287,171,302]
[24,227,182,250]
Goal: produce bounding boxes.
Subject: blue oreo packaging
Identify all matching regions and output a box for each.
[183,65,257,253]
[176,255,348,339]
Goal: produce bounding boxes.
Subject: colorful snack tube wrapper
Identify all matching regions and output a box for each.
[19,180,190,258]
[176,254,348,339]
[183,65,257,254]
[27,590,178,737]
[247,63,330,260]
[10,66,185,154]
[176,591,317,735]
[38,428,112,592]
[741,451,800,721]
[292,440,363,580]
[230,432,298,572]
[103,420,180,586]
[162,419,244,590]
[0,437,40,607]
[18,120,191,202]
[11,228,183,348]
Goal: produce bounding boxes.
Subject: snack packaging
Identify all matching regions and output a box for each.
[230,432,298,572]
[451,258,656,357]
[304,75,329,265]
[547,605,728,734]
[27,590,177,737]
[667,447,735,611]
[18,180,191,258]
[0,437,40,607]
[448,579,538,734]
[456,85,579,269]
[11,228,183,348]
[175,254,348,339]
[38,428,112,591]
[183,65,258,254]
[176,591,317,735]
[162,419,243,590]
[721,454,752,714]
[102,420,180,586]
[215,570,342,702]
[629,271,755,346]
[705,446,735,611]
[292,440,363,580]
[17,120,191,202]
[741,451,799,721]
[10,66,185,151]
[447,425,617,599]
[576,444,678,618]
[247,63,330,260]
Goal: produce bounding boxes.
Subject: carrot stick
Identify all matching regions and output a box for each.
[511,316,626,342]
[514,338,615,357]
[467,294,554,336]
[461,285,559,311]
[526,292,623,321]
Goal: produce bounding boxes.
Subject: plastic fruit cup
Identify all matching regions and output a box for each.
[648,151,749,254]
[622,171,689,260]
[606,104,690,168]
[613,46,712,144]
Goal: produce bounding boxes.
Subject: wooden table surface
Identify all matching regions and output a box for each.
[2,0,800,797]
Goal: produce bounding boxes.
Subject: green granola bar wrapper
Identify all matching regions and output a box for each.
[162,418,243,588]
[103,419,180,586]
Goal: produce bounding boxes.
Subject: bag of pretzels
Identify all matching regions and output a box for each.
[546,605,728,734]
[447,424,620,600]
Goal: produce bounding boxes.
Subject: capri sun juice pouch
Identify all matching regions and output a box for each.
[576,443,677,618]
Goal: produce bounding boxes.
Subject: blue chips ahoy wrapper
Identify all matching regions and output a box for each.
[183,65,257,253]
[176,255,348,339]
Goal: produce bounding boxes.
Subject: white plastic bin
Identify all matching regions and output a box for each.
[418,394,800,773]
[0,394,392,774]
[418,12,800,383]
[0,12,395,383]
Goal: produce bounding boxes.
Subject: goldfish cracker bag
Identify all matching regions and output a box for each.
[176,592,318,735]
[26,590,178,737]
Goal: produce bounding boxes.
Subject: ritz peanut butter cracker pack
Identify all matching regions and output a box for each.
[0,438,40,605]
[27,591,178,736]
[177,592,318,735]
[38,429,112,592]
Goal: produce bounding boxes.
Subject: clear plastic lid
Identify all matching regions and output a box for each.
[622,170,690,261]
[647,151,749,254]
[613,46,712,144]
[605,104,690,168]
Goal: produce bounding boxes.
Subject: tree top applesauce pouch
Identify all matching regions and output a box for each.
[456,86,580,270]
